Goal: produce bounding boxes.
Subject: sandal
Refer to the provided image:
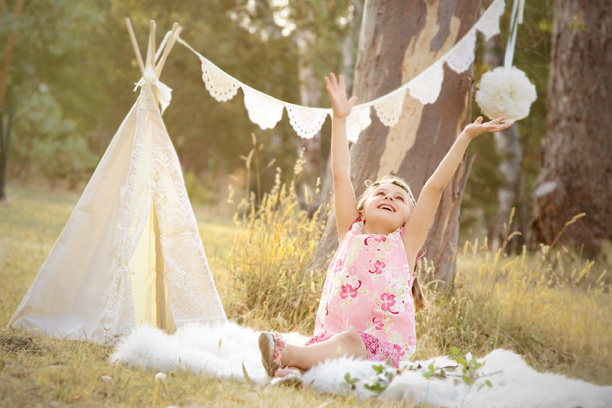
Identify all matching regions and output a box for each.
[258,331,286,377]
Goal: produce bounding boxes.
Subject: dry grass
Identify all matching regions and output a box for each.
[415,241,612,385]
[0,184,386,408]
[1,177,611,407]
[221,165,327,333]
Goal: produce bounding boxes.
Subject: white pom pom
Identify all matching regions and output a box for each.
[475,66,537,124]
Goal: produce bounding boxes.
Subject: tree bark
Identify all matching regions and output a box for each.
[309,0,480,283]
[0,0,24,200]
[531,0,612,258]
[0,108,12,200]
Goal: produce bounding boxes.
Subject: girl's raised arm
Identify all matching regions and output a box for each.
[403,116,510,265]
[326,73,359,241]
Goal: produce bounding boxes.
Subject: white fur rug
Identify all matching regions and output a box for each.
[110,322,612,407]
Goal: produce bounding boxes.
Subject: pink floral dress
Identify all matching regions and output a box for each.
[305,218,417,367]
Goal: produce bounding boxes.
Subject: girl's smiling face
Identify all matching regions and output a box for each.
[362,183,412,234]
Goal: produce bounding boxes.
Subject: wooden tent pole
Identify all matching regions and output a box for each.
[155,23,182,77]
[125,18,145,76]
[146,20,156,70]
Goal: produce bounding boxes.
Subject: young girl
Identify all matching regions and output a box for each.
[259,72,510,377]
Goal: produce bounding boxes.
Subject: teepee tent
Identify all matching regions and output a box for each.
[9,21,226,344]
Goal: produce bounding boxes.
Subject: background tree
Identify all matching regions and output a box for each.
[531,0,612,258]
[310,0,481,283]
[0,0,24,199]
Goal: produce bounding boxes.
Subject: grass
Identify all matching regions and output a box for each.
[1,181,611,407]
[0,183,384,408]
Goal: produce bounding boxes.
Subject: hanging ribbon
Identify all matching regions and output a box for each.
[504,0,525,72]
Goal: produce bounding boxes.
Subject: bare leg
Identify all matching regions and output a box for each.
[280,330,367,371]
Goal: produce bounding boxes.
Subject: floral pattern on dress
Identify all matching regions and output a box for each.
[312,219,417,362]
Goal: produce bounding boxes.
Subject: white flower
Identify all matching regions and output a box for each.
[465,352,473,361]
[100,376,112,383]
[155,372,167,381]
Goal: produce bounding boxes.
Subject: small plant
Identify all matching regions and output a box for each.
[342,358,399,396]
[362,360,399,394]
[342,348,497,396]
[343,372,360,391]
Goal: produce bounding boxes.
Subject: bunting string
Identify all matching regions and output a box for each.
[171,0,506,142]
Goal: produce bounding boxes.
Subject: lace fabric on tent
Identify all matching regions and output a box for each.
[147,143,226,323]
[374,89,406,127]
[407,61,445,105]
[242,86,284,130]
[477,0,505,41]
[346,105,372,143]
[103,143,150,340]
[445,29,477,74]
[287,106,330,139]
[200,58,240,102]
[102,86,226,339]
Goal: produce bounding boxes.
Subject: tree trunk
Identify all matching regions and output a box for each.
[531,0,612,258]
[0,0,25,111]
[0,0,24,200]
[310,0,480,283]
[0,108,13,200]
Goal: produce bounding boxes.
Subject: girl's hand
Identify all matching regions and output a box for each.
[325,73,358,119]
[463,116,511,139]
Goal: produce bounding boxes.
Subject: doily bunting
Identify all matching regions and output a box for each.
[177,0,506,142]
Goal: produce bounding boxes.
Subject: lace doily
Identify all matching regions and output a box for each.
[346,105,372,143]
[374,89,406,127]
[407,61,444,105]
[287,106,330,139]
[178,0,507,138]
[200,58,240,102]
[242,86,284,130]
[445,29,477,74]
[477,0,505,41]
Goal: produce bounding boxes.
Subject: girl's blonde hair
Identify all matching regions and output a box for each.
[356,174,427,312]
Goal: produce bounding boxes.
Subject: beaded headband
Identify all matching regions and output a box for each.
[372,180,409,194]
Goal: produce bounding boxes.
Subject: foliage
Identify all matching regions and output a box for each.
[11,89,96,185]
[3,0,354,196]
[342,348,494,396]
